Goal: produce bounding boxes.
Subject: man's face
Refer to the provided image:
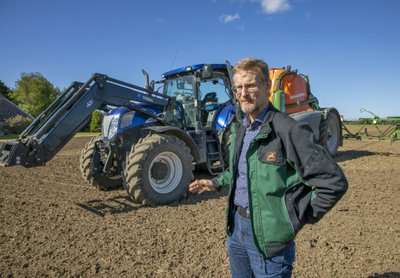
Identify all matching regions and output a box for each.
[233,68,270,118]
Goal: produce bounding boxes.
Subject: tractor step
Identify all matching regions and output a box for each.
[205,132,225,175]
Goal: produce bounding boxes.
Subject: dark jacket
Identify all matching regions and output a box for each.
[213,104,348,258]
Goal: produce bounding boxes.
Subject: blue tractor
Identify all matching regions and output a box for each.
[0,64,236,205]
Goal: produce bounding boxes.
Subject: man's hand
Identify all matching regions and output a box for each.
[189,179,215,194]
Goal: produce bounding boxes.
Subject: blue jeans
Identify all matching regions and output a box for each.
[226,210,295,278]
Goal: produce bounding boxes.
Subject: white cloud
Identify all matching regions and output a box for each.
[219,13,240,23]
[259,0,291,14]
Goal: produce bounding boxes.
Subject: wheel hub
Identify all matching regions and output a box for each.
[151,161,169,182]
[148,152,183,194]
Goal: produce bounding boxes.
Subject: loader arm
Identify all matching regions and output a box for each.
[0,73,170,167]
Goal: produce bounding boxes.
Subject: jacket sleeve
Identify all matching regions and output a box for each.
[212,168,233,190]
[282,121,348,224]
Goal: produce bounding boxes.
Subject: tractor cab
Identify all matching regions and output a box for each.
[162,64,234,131]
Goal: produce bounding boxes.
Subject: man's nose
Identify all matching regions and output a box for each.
[240,89,250,96]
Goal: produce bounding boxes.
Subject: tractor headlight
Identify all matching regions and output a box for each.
[103,114,120,140]
[108,115,120,139]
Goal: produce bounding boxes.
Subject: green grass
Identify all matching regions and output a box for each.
[74,132,100,137]
[0,132,99,141]
[0,134,19,140]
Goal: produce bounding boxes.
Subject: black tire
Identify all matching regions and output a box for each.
[124,134,194,206]
[319,111,341,156]
[79,136,122,190]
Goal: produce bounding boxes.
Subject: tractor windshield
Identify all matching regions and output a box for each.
[163,75,196,128]
[163,72,232,129]
[163,75,196,102]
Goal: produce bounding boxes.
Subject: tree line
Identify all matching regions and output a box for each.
[0,73,102,134]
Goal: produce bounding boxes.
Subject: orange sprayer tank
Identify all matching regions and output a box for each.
[269,67,312,114]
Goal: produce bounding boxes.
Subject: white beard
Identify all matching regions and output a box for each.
[240,102,258,114]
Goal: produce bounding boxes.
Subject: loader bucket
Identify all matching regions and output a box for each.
[0,140,41,167]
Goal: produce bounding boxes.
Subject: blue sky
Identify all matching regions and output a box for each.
[1,0,399,119]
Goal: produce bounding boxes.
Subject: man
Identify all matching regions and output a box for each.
[189,58,348,277]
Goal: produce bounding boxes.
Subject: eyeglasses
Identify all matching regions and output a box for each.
[232,82,259,96]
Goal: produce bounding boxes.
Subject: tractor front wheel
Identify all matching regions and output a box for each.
[79,136,122,190]
[124,134,194,205]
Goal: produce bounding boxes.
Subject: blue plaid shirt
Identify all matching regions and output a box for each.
[234,107,269,209]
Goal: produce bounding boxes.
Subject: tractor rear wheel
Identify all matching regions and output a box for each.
[319,111,341,156]
[124,134,194,205]
[79,136,122,190]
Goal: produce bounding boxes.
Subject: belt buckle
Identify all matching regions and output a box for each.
[244,208,250,218]
[237,205,250,218]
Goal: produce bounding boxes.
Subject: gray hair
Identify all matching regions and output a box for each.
[233,58,270,83]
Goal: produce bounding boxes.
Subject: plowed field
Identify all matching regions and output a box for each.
[1,137,399,277]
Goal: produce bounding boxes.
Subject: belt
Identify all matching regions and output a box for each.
[235,205,251,219]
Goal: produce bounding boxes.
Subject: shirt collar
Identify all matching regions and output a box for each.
[243,106,269,129]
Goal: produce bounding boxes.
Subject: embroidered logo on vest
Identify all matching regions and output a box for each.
[266,152,276,161]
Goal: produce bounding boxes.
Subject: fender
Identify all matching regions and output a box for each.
[214,102,235,130]
[289,110,323,140]
[144,126,201,163]
[289,107,343,144]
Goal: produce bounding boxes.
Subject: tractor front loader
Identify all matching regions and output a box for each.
[0,74,170,168]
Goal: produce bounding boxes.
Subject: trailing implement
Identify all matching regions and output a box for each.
[269,66,343,156]
[342,108,400,142]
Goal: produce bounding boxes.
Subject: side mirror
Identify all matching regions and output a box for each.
[203,92,217,103]
[202,64,213,79]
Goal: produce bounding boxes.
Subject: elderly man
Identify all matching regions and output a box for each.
[189,58,348,277]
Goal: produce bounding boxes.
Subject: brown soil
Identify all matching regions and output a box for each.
[1,137,399,277]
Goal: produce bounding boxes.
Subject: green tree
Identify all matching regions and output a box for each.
[0,80,13,100]
[12,72,59,117]
[3,115,32,134]
[89,110,104,132]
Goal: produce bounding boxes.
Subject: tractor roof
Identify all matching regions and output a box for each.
[162,64,227,78]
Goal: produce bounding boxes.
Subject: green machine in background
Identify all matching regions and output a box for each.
[342,108,400,142]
